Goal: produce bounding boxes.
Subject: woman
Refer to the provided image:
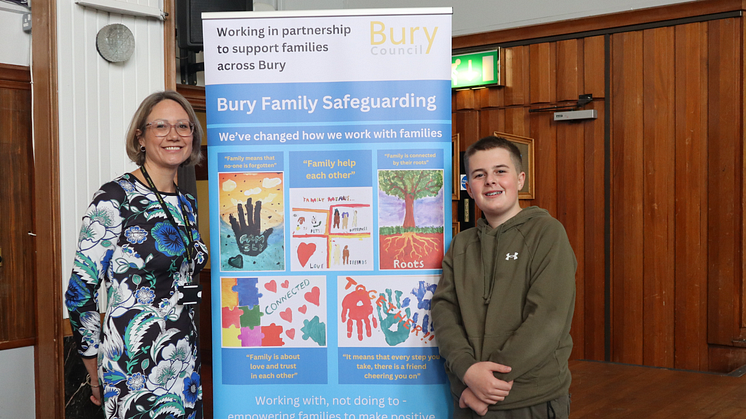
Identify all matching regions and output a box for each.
[65,91,208,419]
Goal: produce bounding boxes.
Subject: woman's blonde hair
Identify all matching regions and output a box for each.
[125,91,204,167]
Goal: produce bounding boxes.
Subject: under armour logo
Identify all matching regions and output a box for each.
[506,252,519,260]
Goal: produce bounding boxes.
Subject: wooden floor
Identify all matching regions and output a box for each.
[570,360,746,418]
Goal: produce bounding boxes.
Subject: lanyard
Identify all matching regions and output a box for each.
[139,165,196,271]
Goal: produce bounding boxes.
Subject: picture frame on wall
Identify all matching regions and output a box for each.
[452,133,460,201]
[494,131,535,200]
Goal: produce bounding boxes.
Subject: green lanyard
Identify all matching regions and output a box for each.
[139,165,196,270]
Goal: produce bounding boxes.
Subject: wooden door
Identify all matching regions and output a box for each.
[0,64,36,349]
[609,18,746,372]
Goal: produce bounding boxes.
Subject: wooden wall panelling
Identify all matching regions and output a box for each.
[742,13,746,340]
[673,22,709,371]
[452,108,481,223]
[642,26,676,368]
[584,36,606,100]
[528,112,557,215]
[478,86,503,109]
[0,81,36,348]
[556,39,584,102]
[556,117,586,360]
[611,30,645,365]
[479,108,505,139]
[707,18,743,346]
[453,0,746,50]
[584,100,607,361]
[0,64,31,88]
[455,88,477,111]
[529,42,557,104]
[500,47,507,100]
[178,84,207,111]
[504,46,530,106]
[450,1,746,374]
[708,345,746,373]
[453,110,480,151]
[504,107,531,137]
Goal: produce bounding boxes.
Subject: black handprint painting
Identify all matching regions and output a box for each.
[229,197,273,256]
[219,172,285,271]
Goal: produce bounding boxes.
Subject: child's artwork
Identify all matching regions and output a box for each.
[221,276,327,347]
[289,187,373,271]
[337,275,438,348]
[219,172,285,271]
[378,170,444,270]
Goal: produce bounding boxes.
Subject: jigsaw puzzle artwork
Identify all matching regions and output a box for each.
[219,172,285,272]
[337,275,439,348]
[222,276,327,348]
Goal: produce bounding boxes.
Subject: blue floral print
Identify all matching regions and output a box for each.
[126,372,145,391]
[182,373,201,406]
[64,174,207,419]
[65,274,89,310]
[117,179,136,193]
[124,225,148,244]
[153,221,185,257]
[135,287,155,304]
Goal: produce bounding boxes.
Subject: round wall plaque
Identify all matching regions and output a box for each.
[96,23,135,63]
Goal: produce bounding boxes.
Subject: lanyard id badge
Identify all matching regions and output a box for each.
[140,165,202,305]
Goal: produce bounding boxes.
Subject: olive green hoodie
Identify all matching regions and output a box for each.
[432,206,576,414]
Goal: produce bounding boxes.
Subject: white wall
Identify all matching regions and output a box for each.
[0,2,30,65]
[57,0,166,301]
[270,0,696,36]
[0,347,35,419]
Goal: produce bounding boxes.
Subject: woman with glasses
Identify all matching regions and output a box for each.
[65,91,209,419]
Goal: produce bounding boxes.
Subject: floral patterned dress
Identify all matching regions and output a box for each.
[65,173,208,419]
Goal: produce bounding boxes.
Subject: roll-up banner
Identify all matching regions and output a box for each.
[202,8,453,419]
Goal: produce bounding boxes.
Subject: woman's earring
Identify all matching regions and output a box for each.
[140,145,146,153]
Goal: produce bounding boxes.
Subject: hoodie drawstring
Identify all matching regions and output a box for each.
[484,223,503,305]
[546,400,557,418]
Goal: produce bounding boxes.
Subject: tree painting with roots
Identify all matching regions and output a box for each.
[378,170,444,269]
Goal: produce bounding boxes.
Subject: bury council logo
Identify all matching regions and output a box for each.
[369,21,439,56]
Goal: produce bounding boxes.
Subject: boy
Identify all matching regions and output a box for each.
[432,136,576,418]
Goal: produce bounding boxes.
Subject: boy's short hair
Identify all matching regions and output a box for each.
[463,135,523,179]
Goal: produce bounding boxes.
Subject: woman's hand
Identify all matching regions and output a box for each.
[89,384,102,406]
[82,357,102,406]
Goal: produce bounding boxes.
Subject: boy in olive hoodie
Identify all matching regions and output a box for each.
[432,136,576,418]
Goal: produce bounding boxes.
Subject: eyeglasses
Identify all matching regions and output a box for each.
[145,120,194,137]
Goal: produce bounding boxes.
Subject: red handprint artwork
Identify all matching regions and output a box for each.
[341,285,378,341]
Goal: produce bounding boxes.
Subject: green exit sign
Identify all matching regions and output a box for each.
[451,49,500,89]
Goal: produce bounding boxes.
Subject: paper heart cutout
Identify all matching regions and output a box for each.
[264,280,277,293]
[305,286,320,306]
[280,308,293,323]
[286,328,295,339]
[298,305,307,314]
[297,242,316,267]
[281,280,290,289]
[228,254,243,269]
